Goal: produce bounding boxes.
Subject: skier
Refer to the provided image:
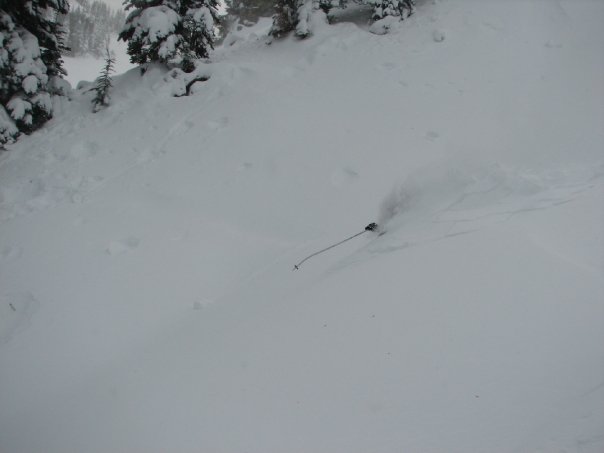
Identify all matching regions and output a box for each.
[293,222,380,270]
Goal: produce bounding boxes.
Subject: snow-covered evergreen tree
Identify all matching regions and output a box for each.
[0,0,69,146]
[226,0,274,25]
[119,0,219,70]
[270,0,313,39]
[270,0,295,38]
[295,0,313,37]
[371,0,414,22]
[3,0,69,78]
[91,46,115,112]
[180,0,220,68]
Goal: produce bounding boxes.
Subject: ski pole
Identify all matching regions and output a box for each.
[293,223,378,270]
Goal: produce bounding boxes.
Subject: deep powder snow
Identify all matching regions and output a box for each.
[1,1,603,452]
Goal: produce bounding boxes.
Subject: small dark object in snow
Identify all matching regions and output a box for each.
[9,303,16,312]
[365,222,378,231]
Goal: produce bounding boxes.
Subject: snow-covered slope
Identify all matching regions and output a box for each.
[1,1,603,452]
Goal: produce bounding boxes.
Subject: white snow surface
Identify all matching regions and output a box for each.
[63,37,135,87]
[1,1,604,452]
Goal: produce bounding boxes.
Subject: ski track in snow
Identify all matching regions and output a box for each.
[326,163,604,273]
[0,83,230,222]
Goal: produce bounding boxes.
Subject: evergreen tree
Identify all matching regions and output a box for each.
[270,0,295,38]
[270,0,312,39]
[226,0,275,25]
[180,0,220,68]
[119,0,219,70]
[91,46,115,112]
[0,0,69,145]
[2,0,70,77]
[295,0,313,37]
[371,0,414,22]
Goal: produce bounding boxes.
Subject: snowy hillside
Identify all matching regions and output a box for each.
[1,1,603,452]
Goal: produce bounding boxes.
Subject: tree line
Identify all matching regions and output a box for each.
[64,0,126,58]
[1,0,415,146]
